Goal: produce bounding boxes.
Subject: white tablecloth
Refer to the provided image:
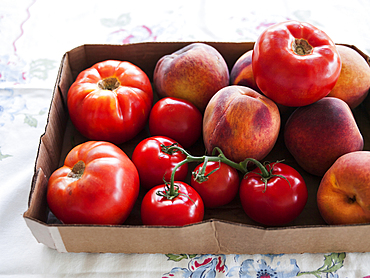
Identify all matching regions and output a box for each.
[1,0,370,277]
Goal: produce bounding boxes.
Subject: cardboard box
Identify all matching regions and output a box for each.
[24,42,370,254]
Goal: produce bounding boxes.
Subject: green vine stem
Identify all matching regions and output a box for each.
[158,144,289,199]
[193,157,221,183]
[161,146,246,198]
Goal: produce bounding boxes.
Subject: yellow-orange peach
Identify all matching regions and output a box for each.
[327,45,370,109]
[317,151,370,225]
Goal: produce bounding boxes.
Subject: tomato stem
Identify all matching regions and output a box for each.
[243,159,291,193]
[165,145,250,197]
[164,145,290,196]
[169,159,189,196]
[67,160,85,180]
[192,157,221,183]
[161,143,182,155]
[98,77,120,91]
[240,157,271,178]
[292,38,313,55]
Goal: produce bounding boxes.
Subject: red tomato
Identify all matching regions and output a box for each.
[141,181,204,226]
[131,136,188,190]
[47,141,140,225]
[239,162,307,226]
[149,97,203,148]
[67,60,153,144]
[252,20,341,107]
[191,161,240,208]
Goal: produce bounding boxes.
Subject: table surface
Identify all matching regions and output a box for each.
[1,0,370,277]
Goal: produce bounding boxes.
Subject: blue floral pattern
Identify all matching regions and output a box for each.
[228,254,300,277]
[162,253,348,278]
[0,55,27,85]
[0,88,26,126]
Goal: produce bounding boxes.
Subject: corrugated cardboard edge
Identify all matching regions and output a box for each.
[23,216,370,254]
[24,218,67,252]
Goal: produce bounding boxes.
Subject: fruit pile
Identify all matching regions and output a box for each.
[46,20,370,227]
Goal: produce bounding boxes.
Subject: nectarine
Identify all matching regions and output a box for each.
[284,97,364,176]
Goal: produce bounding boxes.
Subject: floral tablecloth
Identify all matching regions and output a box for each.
[1,0,370,277]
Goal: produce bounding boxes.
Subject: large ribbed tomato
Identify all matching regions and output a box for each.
[47,141,140,225]
[252,20,341,107]
[67,60,153,144]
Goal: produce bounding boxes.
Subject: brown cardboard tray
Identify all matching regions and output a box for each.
[23,42,370,254]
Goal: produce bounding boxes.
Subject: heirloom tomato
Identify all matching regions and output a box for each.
[67,60,153,144]
[132,136,188,190]
[191,161,240,208]
[252,20,341,107]
[47,141,139,225]
[141,181,204,226]
[149,97,203,148]
[239,161,307,226]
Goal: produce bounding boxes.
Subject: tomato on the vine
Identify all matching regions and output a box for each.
[149,97,203,148]
[191,161,240,208]
[67,60,153,144]
[252,20,341,107]
[141,181,204,226]
[47,141,139,225]
[132,136,188,190]
[239,161,308,226]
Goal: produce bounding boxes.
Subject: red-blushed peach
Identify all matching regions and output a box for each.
[284,97,364,176]
[317,151,370,225]
[230,50,260,92]
[153,43,229,112]
[203,85,280,163]
[327,45,370,109]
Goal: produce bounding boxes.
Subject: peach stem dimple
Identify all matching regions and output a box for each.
[347,195,357,204]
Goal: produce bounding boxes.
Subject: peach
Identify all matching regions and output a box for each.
[153,43,229,112]
[317,151,370,225]
[230,50,260,92]
[203,85,280,163]
[327,45,370,109]
[284,97,364,176]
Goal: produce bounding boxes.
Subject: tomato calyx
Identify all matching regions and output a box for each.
[97,77,121,91]
[155,180,181,200]
[243,159,291,193]
[160,142,183,155]
[67,160,85,180]
[156,180,196,204]
[292,38,313,56]
[192,157,221,183]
